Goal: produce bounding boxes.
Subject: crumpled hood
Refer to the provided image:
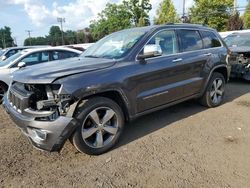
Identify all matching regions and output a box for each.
[13,57,116,84]
[229,47,250,53]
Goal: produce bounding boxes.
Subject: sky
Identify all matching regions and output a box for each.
[0,0,248,46]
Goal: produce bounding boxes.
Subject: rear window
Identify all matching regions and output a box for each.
[200,31,221,48]
[178,30,203,52]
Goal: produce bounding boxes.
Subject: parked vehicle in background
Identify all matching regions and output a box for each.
[3,24,230,155]
[219,29,250,38]
[224,32,250,80]
[0,47,82,101]
[0,46,50,61]
[64,43,94,52]
[0,49,4,57]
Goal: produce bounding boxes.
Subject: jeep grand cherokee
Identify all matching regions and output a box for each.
[3,24,231,155]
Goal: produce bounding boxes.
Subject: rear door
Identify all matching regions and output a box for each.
[175,29,208,97]
[200,30,225,66]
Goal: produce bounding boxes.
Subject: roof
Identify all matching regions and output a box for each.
[4,46,50,51]
[119,23,212,34]
[20,46,82,54]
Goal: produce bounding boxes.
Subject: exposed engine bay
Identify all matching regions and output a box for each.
[8,82,73,121]
[230,51,250,81]
[223,32,250,81]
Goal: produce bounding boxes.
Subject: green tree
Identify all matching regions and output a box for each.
[48,26,62,46]
[227,11,243,31]
[189,0,233,31]
[123,0,152,26]
[24,37,48,46]
[90,3,133,40]
[64,30,77,44]
[154,0,178,24]
[242,0,250,28]
[76,31,85,43]
[0,26,14,48]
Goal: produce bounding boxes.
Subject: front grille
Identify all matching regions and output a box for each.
[8,82,33,113]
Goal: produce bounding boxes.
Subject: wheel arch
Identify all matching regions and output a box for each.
[213,66,229,82]
[73,89,131,122]
[201,65,229,96]
[0,80,9,91]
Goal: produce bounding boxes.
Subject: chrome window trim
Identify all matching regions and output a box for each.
[135,27,224,62]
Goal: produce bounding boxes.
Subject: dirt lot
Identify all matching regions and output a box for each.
[1,80,250,188]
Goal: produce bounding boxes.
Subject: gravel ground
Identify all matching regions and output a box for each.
[1,80,250,188]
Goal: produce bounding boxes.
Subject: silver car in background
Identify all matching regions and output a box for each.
[0,46,50,61]
[0,47,82,101]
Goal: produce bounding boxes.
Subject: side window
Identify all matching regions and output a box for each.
[200,31,222,48]
[147,30,178,56]
[65,51,79,58]
[5,50,17,58]
[178,30,203,52]
[51,50,78,61]
[20,52,40,66]
[41,51,49,62]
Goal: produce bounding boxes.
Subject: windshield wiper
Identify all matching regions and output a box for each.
[84,55,100,58]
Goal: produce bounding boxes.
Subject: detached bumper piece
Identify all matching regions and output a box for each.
[2,83,78,152]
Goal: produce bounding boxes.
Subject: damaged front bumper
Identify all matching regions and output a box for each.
[3,95,78,152]
[231,63,250,80]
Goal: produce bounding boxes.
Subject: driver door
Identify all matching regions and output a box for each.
[135,29,185,112]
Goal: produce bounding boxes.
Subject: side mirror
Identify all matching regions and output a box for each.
[1,55,7,61]
[17,62,26,69]
[137,44,163,60]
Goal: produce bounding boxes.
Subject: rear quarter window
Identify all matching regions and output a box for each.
[200,31,222,48]
[177,30,203,52]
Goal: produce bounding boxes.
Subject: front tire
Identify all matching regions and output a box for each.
[71,97,124,155]
[200,72,226,107]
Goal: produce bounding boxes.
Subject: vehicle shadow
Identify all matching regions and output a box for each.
[116,79,250,148]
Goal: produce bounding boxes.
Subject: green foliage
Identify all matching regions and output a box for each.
[90,3,133,40]
[189,0,233,31]
[154,0,179,24]
[0,26,14,48]
[64,30,77,44]
[90,0,152,40]
[242,0,250,28]
[48,26,63,46]
[123,0,152,26]
[24,37,47,46]
[227,11,243,31]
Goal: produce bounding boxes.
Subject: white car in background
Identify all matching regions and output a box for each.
[0,46,50,61]
[0,47,82,101]
[219,29,250,38]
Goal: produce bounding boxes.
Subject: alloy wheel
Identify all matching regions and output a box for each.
[210,78,224,105]
[81,107,119,149]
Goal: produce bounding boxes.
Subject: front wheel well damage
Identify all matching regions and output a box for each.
[73,90,130,122]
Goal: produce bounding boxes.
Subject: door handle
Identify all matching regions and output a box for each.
[204,53,212,56]
[172,58,183,63]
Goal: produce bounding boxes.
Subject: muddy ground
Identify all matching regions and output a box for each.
[1,80,250,188]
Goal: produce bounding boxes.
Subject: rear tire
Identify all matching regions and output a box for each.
[199,72,225,107]
[71,97,124,155]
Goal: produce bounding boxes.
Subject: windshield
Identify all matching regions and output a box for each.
[81,29,147,59]
[224,34,250,47]
[0,51,22,67]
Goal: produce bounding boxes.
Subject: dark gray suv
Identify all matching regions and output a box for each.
[3,24,231,155]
